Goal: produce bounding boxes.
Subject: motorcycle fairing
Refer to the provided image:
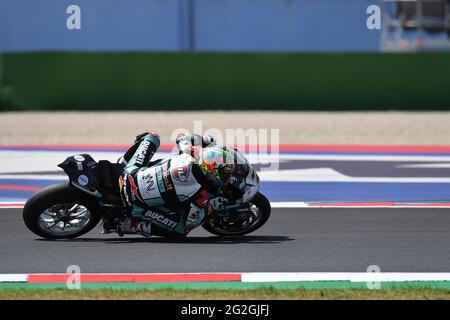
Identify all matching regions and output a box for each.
[58,154,102,197]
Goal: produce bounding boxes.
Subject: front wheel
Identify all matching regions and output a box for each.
[202,192,271,236]
[23,183,102,239]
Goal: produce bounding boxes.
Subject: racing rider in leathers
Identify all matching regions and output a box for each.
[115,132,260,237]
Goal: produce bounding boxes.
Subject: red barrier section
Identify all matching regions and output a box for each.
[27,273,241,283]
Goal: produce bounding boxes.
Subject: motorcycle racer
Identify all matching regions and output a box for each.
[115,132,260,238]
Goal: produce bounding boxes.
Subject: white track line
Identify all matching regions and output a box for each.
[0,274,28,282]
[1,202,450,209]
[0,174,66,180]
[258,168,450,183]
[270,202,309,208]
[306,205,450,208]
[241,272,450,283]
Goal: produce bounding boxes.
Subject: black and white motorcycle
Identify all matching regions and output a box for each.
[23,151,271,240]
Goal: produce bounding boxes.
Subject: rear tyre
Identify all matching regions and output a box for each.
[23,183,102,239]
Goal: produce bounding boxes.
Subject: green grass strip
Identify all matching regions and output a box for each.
[1,281,450,291]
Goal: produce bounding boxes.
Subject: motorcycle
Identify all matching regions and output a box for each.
[23,152,271,240]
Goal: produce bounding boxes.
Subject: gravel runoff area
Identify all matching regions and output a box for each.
[0,111,449,145]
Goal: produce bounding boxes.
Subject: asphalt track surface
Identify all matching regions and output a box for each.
[1,208,449,273]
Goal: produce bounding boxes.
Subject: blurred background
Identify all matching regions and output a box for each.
[0,0,449,110]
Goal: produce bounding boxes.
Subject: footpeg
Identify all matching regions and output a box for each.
[116,225,124,237]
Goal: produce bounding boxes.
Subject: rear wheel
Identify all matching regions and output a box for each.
[202,192,271,236]
[23,183,102,239]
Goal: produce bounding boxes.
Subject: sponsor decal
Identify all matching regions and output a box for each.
[142,171,156,193]
[144,211,178,229]
[161,163,175,191]
[74,155,85,162]
[156,167,166,193]
[118,176,124,190]
[135,140,151,166]
[187,210,199,222]
[127,175,142,202]
[77,175,89,186]
[171,163,191,183]
[155,161,181,207]
[120,175,132,206]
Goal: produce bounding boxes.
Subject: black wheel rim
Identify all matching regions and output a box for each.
[37,203,92,236]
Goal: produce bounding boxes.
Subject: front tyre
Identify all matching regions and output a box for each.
[23,183,102,239]
[202,192,271,236]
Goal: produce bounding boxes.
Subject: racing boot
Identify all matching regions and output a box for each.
[117,217,152,238]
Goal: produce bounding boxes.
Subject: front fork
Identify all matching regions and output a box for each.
[213,202,252,220]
